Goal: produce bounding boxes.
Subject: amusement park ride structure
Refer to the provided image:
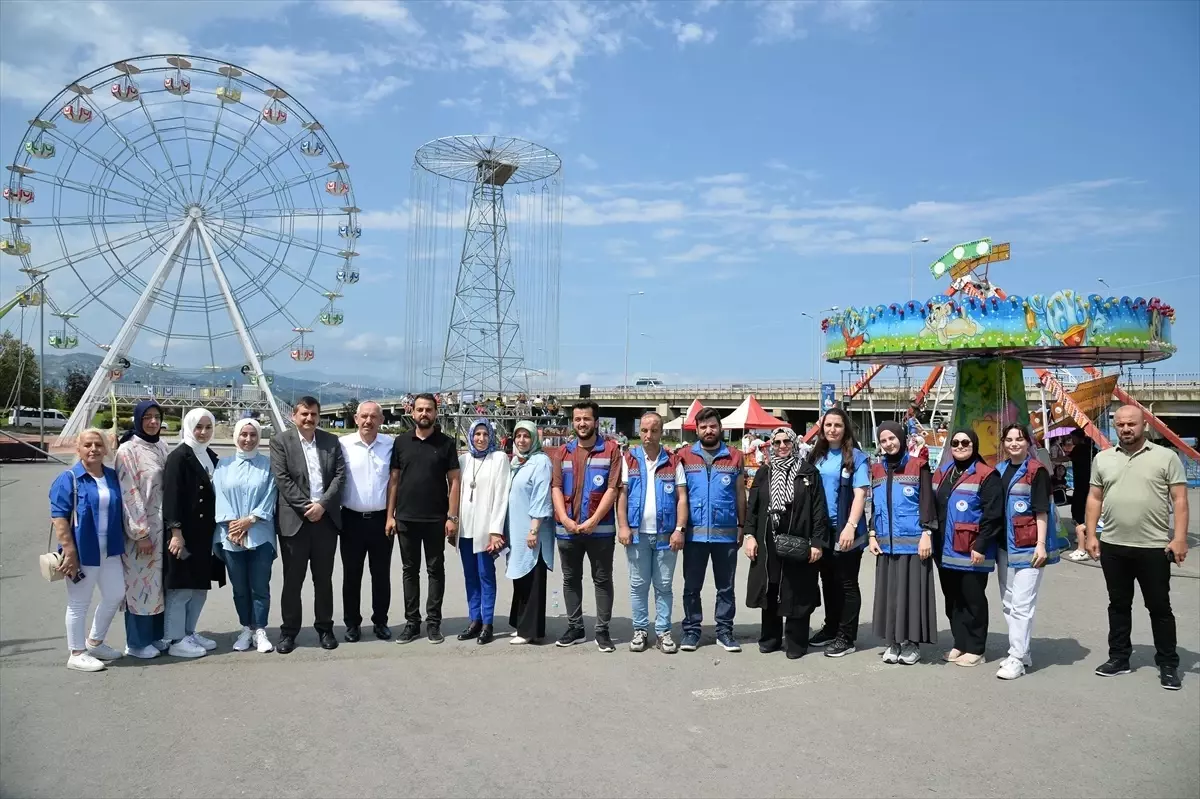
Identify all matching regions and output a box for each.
[812,237,1198,466]
[2,55,360,444]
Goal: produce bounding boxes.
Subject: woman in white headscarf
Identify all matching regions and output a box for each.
[213,417,278,653]
[162,407,224,658]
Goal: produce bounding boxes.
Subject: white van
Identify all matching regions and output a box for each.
[7,407,68,430]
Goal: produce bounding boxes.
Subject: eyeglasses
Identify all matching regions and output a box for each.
[772,440,792,447]
[950,438,973,448]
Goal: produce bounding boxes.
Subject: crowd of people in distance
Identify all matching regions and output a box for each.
[49,395,1189,690]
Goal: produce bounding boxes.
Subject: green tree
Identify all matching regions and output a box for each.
[63,367,90,412]
[0,332,43,408]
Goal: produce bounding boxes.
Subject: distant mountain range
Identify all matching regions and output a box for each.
[40,353,401,404]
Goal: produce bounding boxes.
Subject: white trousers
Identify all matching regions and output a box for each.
[996,549,1044,662]
[64,549,124,652]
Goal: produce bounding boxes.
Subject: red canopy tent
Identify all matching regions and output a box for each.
[664,399,704,431]
[721,395,789,430]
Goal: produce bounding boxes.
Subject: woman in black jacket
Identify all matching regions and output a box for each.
[163,408,225,658]
[745,427,831,659]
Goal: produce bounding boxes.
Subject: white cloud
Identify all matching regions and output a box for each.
[361,75,413,103]
[439,96,483,108]
[753,0,878,44]
[702,185,758,208]
[673,20,717,46]
[561,195,688,226]
[696,173,748,184]
[319,0,424,34]
[654,228,685,240]
[345,332,404,353]
[577,153,599,170]
[665,243,722,262]
[696,0,723,12]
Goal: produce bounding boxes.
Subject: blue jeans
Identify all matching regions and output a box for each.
[224,544,275,630]
[682,541,738,637]
[627,535,677,635]
[164,588,208,642]
[124,612,164,649]
[460,545,497,625]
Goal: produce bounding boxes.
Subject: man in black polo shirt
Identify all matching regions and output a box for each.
[386,393,461,644]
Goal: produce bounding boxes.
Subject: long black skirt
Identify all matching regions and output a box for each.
[509,556,548,641]
[872,553,938,645]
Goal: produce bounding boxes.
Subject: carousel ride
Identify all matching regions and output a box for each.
[2,55,361,442]
[815,237,1196,469]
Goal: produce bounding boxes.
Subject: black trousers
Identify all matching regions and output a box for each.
[936,563,989,655]
[279,516,339,639]
[341,509,393,627]
[1100,542,1178,668]
[397,520,446,627]
[817,547,864,643]
[509,556,548,640]
[557,536,615,634]
[760,586,812,657]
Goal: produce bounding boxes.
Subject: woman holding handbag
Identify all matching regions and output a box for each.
[162,407,225,658]
[115,399,170,659]
[744,426,831,659]
[48,429,127,672]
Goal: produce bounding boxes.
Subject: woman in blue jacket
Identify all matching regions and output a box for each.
[868,421,938,665]
[49,429,126,672]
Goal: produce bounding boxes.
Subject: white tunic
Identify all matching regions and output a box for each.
[457,451,512,554]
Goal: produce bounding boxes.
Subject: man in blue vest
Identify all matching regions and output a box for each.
[678,407,746,652]
[618,411,689,654]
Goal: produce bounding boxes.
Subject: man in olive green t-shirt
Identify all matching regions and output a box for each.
[1084,405,1189,690]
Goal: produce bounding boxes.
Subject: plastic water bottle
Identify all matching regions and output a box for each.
[551,589,561,615]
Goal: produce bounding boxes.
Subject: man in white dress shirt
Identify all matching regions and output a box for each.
[339,401,395,642]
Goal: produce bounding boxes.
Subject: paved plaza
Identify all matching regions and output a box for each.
[1,461,1198,799]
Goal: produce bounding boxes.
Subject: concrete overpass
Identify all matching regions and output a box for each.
[316,373,1200,439]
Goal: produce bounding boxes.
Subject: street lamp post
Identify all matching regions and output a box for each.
[624,291,644,392]
[909,236,930,300]
[801,306,839,386]
[640,332,653,380]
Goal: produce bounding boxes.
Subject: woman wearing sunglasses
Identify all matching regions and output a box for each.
[868,421,938,665]
[806,408,870,658]
[932,427,1005,667]
[744,427,831,659]
[993,423,1060,680]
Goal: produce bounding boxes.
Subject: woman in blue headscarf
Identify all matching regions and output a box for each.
[455,419,512,645]
[115,399,170,658]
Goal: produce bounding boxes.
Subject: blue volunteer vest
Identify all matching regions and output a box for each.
[679,443,743,544]
[828,449,870,550]
[996,457,1062,569]
[556,437,619,539]
[624,446,679,550]
[932,459,997,573]
[869,452,925,556]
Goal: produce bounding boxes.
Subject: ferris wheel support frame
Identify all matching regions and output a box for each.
[58,219,195,445]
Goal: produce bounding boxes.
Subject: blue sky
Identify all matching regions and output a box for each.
[1,0,1197,389]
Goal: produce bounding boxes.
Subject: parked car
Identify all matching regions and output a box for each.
[634,378,665,388]
[6,406,68,430]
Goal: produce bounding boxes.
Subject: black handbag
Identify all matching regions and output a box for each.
[769,504,812,563]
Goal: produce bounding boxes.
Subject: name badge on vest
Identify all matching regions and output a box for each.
[664,483,675,494]
[955,500,969,512]
[592,474,604,487]
[1013,500,1028,513]
[721,474,732,486]
[842,468,851,479]
[903,486,915,497]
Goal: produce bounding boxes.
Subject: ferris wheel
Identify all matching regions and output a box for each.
[1,54,362,441]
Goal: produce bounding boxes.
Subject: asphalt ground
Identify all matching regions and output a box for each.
[1,461,1198,799]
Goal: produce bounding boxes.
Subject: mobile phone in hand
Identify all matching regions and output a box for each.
[1166,549,1177,564]
[71,569,87,584]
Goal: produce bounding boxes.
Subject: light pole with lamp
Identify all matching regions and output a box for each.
[909,236,930,299]
[640,332,654,381]
[800,306,838,385]
[1098,278,1111,292]
[624,290,644,392]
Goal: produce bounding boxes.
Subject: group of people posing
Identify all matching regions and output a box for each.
[49,395,1188,690]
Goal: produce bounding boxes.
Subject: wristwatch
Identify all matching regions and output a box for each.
[447,515,459,523]
[674,526,685,534]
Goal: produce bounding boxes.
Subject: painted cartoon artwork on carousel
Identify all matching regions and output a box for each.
[822,239,1176,366]
[946,357,1030,466]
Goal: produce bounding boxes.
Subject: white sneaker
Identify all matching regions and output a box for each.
[188,632,218,651]
[253,629,274,653]
[996,656,1025,680]
[67,652,106,672]
[629,630,649,652]
[168,638,207,658]
[86,642,123,661]
[152,639,170,652]
[124,644,161,659]
[881,644,901,664]
[233,627,253,652]
[899,642,921,665]
[510,635,530,645]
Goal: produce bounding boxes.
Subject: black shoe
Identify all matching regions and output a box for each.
[786,649,806,660]
[319,631,338,650]
[759,642,782,654]
[824,636,857,658]
[1095,658,1132,677]
[396,623,421,644]
[373,624,392,641]
[595,631,615,653]
[556,627,585,647]
[808,627,836,648]
[277,635,296,655]
[344,625,361,643]
[1160,666,1182,690]
[427,624,444,644]
[458,621,483,641]
[477,624,494,645]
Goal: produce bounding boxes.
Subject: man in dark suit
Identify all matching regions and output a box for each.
[270,396,346,653]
